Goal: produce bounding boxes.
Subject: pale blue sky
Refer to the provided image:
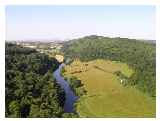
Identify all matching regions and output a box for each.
[6,6,155,40]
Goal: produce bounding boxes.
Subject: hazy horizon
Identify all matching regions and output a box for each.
[5,34,156,42]
[6,6,155,41]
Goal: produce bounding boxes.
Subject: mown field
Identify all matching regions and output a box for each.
[63,59,156,117]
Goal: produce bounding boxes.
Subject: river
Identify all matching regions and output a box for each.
[53,63,78,113]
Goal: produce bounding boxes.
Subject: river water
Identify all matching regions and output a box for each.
[53,64,78,113]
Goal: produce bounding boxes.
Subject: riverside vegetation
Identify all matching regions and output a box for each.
[5,43,77,118]
[62,35,156,98]
[61,35,156,117]
[5,35,156,117]
[62,60,155,117]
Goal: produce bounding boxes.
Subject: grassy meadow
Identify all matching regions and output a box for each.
[63,59,156,117]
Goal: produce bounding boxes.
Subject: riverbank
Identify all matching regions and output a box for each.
[63,59,156,117]
[53,64,78,113]
[58,63,88,118]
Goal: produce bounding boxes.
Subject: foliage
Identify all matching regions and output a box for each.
[67,76,87,97]
[114,71,129,86]
[5,43,65,118]
[60,66,65,76]
[62,35,156,97]
[63,60,155,117]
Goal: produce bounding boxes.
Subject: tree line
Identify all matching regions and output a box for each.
[62,35,156,97]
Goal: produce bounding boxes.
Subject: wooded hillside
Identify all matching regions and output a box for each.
[62,35,156,97]
[5,43,65,117]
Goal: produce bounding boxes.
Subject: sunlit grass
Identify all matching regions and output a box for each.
[64,59,156,117]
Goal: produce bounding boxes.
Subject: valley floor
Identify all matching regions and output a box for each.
[63,59,156,117]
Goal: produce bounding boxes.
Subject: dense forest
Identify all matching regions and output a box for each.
[5,43,66,118]
[62,35,156,97]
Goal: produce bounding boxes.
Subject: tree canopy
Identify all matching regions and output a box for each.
[62,35,156,97]
[5,43,65,117]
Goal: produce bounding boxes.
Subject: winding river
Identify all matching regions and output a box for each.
[53,64,78,113]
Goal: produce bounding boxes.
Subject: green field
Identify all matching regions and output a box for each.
[64,59,156,117]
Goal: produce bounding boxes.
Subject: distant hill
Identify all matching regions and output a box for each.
[61,35,156,97]
[146,40,156,44]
